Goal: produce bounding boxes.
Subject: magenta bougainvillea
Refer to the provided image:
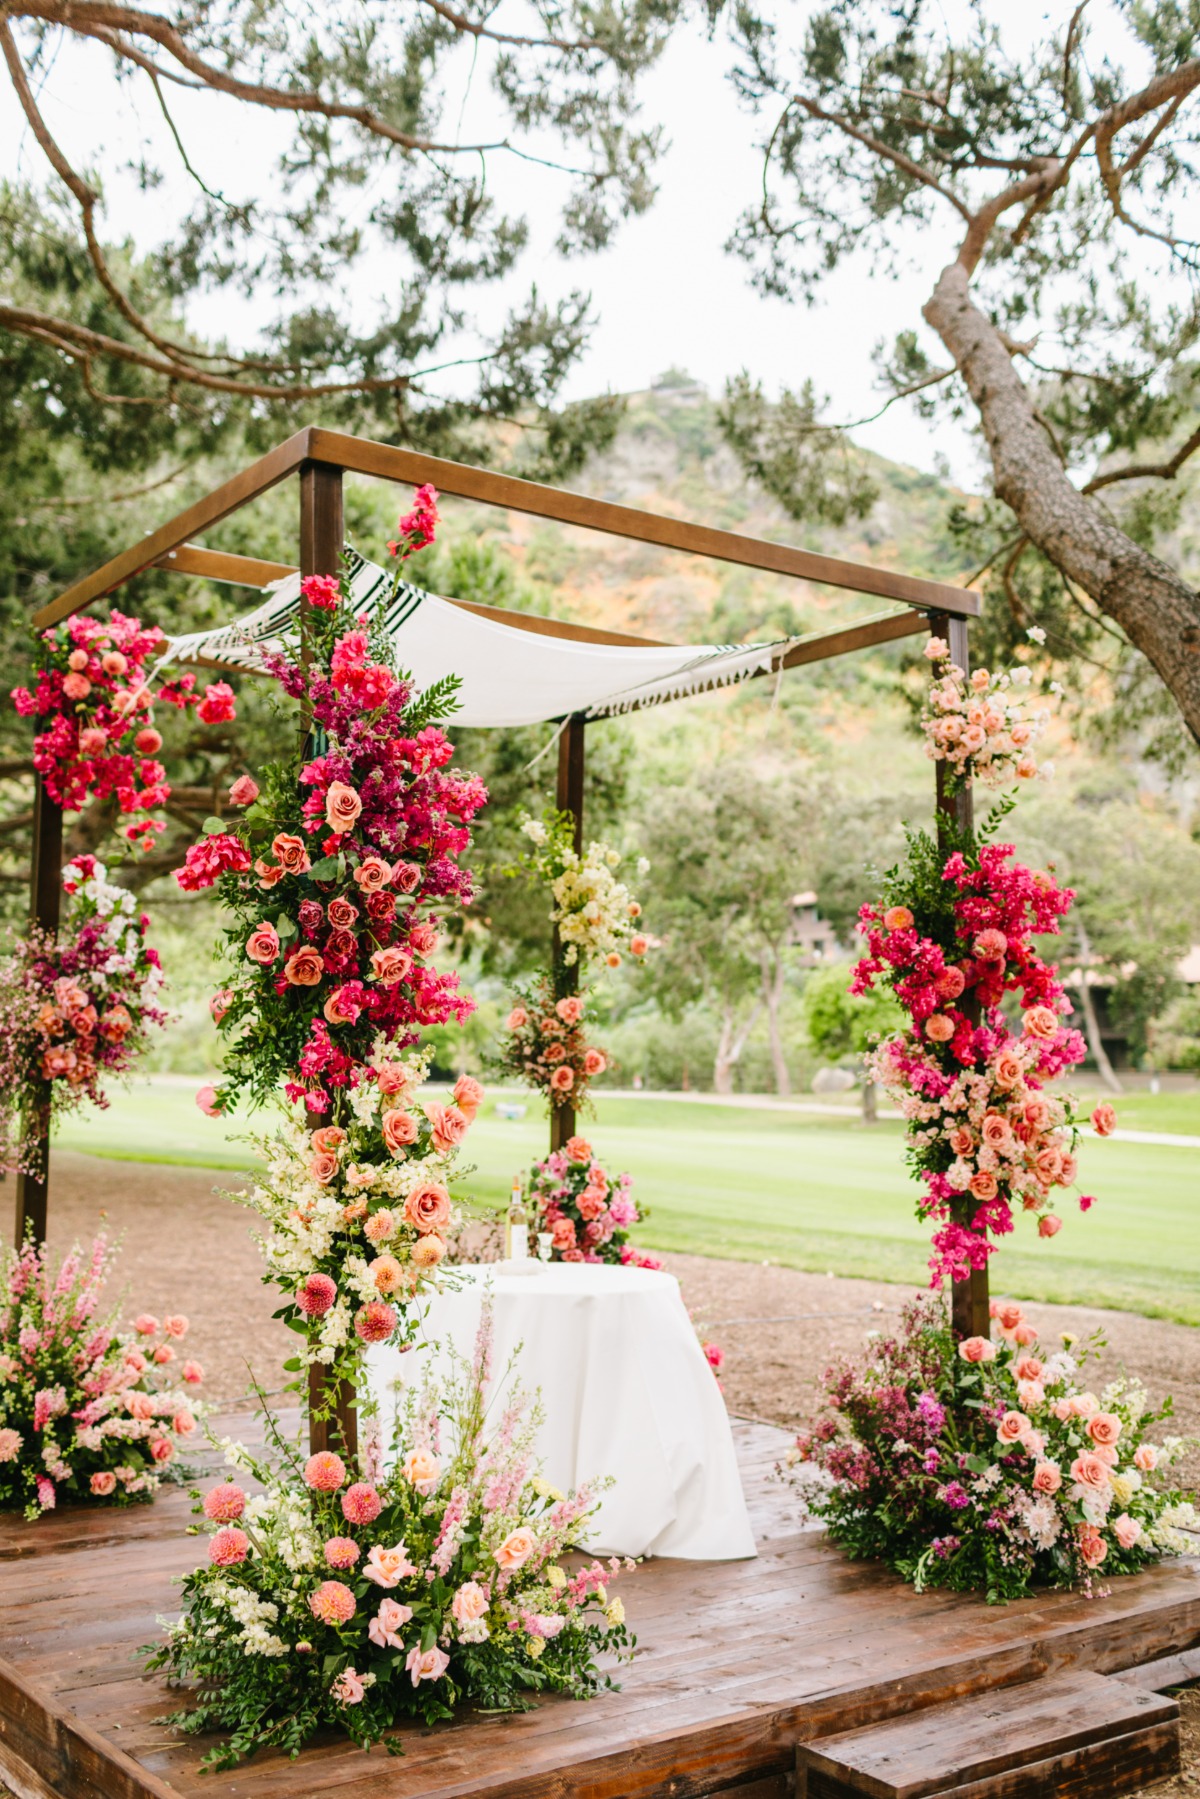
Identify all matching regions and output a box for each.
[11,609,235,852]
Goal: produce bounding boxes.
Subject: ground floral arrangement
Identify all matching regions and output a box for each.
[0,1235,202,1517]
[149,1299,632,1767]
[854,636,1107,1287]
[495,812,648,1115]
[11,606,235,853]
[782,1295,1196,1602]
[0,855,169,1176]
[524,1133,658,1268]
[239,1052,485,1388]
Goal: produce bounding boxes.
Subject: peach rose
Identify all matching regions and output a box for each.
[1134,1443,1158,1472]
[583,1049,607,1076]
[980,1113,1010,1151]
[381,1108,419,1155]
[1113,1513,1143,1551]
[451,1580,489,1630]
[997,1410,1031,1445]
[1017,1380,1045,1410]
[401,1448,441,1495]
[1037,1213,1062,1239]
[271,833,311,875]
[363,1542,418,1587]
[958,1335,996,1364]
[404,1179,451,1234]
[246,923,280,965]
[1013,1322,1039,1346]
[1070,1391,1099,1418]
[550,1065,575,1092]
[452,1074,484,1120]
[1022,1004,1059,1041]
[312,1125,347,1153]
[370,946,412,986]
[882,906,913,931]
[1032,1460,1061,1494]
[1033,1145,1063,1187]
[255,858,285,888]
[555,995,584,1025]
[1014,1356,1043,1382]
[992,1051,1024,1090]
[505,1006,528,1031]
[308,1150,340,1185]
[376,1061,411,1097]
[968,1169,999,1202]
[1091,1103,1116,1138]
[425,1102,468,1153]
[1077,1524,1108,1568]
[325,781,363,833]
[551,1217,576,1250]
[284,946,324,986]
[494,1526,536,1572]
[1070,1452,1112,1493]
[1087,1412,1122,1449]
[354,856,393,892]
[925,1013,954,1043]
[565,1135,592,1163]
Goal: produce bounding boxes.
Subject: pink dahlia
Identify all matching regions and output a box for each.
[309,1580,356,1625]
[304,1451,347,1492]
[208,1526,250,1567]
[354,1301,397,1344]
[324,1536,361,1570]
[203,1482,246,1523]
[296,1273,338,1317]
[341,1482,383,1525]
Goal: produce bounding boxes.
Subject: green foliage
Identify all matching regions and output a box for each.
[718,373,879,527]
[802,962,903,1061]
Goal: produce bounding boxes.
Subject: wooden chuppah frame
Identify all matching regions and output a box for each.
[15,424,989,1359]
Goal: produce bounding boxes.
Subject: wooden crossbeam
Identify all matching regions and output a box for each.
[155,545,296,587]
[34,425,982,628]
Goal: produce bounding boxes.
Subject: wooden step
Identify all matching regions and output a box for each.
[796,1668,1180,1799]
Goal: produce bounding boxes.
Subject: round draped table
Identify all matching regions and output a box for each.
[365,1262,757,1561]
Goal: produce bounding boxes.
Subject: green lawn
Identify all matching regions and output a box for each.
[54,1083,1200,1325]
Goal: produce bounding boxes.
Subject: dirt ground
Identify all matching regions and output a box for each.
[4,1150,1198,1796]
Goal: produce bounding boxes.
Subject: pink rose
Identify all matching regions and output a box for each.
[229,774,259,806]
[1070,1452,1112,1493]
[997,1410,1031,1444]
[403,1179,451,1234]
[325,781,363,834]
[551,1217,577,1250]
[1091,1103,1116,1138]
[323,986,362,1026]
[494,1526,536,1572]
[331,1668,366,1706]
[1032,1460,1061,1494]
[209,990,234,1022]
[1014,1355,1043,1382]
[406,1644,450,1686]
[1087,1412,1122,1449]
[195,1084,222,1117]
[197,681,236,725]
[401,1447,441,1494]
[1113,1513,1142,1551]
[364,1542,418,1587]
[90,1470,117,1496]
[149,1435,173,1464]
[451,1580,489,1632]
[566,1135,592,1163]
[1134,1443,1158,1472]
[246,923,280,965]
[381,1108,419,1155]
[368,1597,413,1648]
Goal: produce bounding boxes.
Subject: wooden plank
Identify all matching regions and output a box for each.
[154,544,296,587]
[31,428,314,628]
[1114,1646,1200,1690]
[306,428,982,619]
[0,1655,176,1799]
[775,610,926,671]
[796,1670,1178,1799]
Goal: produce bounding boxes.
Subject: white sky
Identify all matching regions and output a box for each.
[2,3,1140,490]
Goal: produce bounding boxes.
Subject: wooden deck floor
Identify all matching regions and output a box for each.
[1,1417,1199,1799]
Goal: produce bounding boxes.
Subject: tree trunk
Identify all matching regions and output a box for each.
[760,946,791,1096]
[861,1075,877,1122]
[713,1000,762,1094]
[923,261,1200,748]
[1075,915,1124,1095]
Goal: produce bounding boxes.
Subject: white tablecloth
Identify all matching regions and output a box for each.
[366,1262,757,1561]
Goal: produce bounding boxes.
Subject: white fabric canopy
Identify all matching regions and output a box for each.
[165,550,817,728]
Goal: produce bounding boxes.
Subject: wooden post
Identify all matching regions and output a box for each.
[927,611,990,1341]
[14,776,64,1246]
[549,714,585,1154]
[297,462,358,1459]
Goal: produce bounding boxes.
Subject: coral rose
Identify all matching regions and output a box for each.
[392,860,421,893]
[566,1135,592,1162]
[327,897,359,929]
[1087,1412,1122,1449]
[1038,1213,1062,1238]
[325,781,362,833]
[1077,1525,1107,1569]
[284,946,324,986]
[452,1074,484,1120]
[312,1125,346,1153]
[382,1108,419,1155]
[583,1049,607,1076]
[992,1050,1024,1090]
[404,1179,451,1234]
[245,923,280,965]
[354,856,392,892]
[271,833,310,875]
[1032,1461,1061,1494]
[630,933,649,956]
[376,1060,410,1096]
[1022,1004,1059,1041]
[1091,1103,1116,1138]
[968,1170,999,1202]
[1070,1452,1112,1493]
[425,1101,468,1152]
[550,1065,575,1092]
[958,1335,996,1364]
[195,1084,221,1117]
[370,946,411,986]
[90,1471,117,1496]
[209,1526,250,1567]
[997,1410,1031,1445]
[506,1007,528,1031]
[555,996,584,1025]
[308,1150,340,1184]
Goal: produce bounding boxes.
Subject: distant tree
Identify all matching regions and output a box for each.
[802,961,903,1120]
[641,761,825,1093]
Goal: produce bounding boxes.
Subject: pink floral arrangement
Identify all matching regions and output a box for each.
[11,607,235,852]
[920,634,1050,791]
[523,1134,654,1266]
[0,855,168,1174]
[781,1294,1194,1601]
[175,491,487,1115]
[495,977,609,1114]
[0,1234,202,1518]
[148,1296,631,1767]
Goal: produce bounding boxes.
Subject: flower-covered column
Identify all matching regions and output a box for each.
[549,715,585,1153]
[13,775,63,1244]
